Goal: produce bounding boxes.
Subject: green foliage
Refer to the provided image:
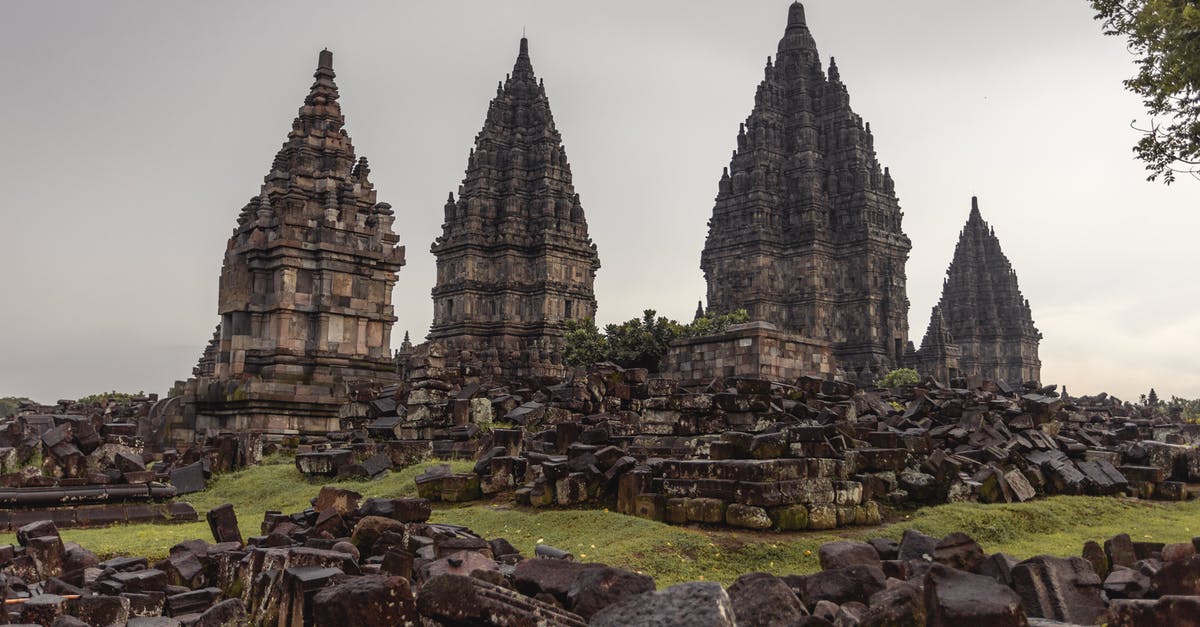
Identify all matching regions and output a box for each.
[77,390,145,406]
[1167,395,1200,421]
[563,308,750,371]
[562,318,610,369]
[603,310,680,372]
[1091,0,1200,183]
[678,309,751,338]
[876,367,920,388]
[0,397,30,417]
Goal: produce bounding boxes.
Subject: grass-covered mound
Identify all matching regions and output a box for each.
[4,457,1196,586]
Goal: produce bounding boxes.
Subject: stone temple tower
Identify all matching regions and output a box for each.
[429,38,600,373]
[186,50,406,434]
[700,2,911,382]
[916,197,1041,385]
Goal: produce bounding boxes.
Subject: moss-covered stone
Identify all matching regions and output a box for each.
[726,504,772,529]
[769,504,809,531]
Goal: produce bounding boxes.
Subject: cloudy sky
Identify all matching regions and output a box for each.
[2,1,1197,403]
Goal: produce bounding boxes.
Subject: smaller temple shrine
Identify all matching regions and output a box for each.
[171,50,406,439]
[911,197,1041,385]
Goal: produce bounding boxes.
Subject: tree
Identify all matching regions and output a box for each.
[562,318,607,368]
[1090,0,1200,183]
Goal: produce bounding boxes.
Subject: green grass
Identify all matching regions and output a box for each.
[5,457,1198,585]
[0,456,472,561]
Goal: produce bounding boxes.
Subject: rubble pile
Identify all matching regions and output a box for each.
[0,412,263,531]
[301,362,1200,532]
[1,494,1198,626]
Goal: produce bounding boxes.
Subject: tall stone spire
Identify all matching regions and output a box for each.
[187,49,406,435]
[700,2,911,382]
[920,197,1041,385]
[430,38,600,371]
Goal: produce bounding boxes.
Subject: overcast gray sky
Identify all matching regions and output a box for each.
[2,1,1197,403]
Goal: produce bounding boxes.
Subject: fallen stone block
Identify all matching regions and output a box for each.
[205,504,242,545]
[310,575,417,627]
[590,580,735,627]
[417,573,587,626]
[923,563,1027,627]
[1010,555,1105,624]
[727,571,808,625]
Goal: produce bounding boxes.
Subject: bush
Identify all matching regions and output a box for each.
[876,368,920,388]
[564,308,750,372]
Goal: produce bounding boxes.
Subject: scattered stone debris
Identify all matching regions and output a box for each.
[289,358,1200,533]
[0,409,259,532]
[0,493,1196,626]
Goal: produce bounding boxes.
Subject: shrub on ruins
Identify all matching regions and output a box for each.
[1166,395,1200,422]
[0,396,31,417]
[564,308,750,371]
[1091,0,1200,183]
[876,367,920,389]
[76,390,145,406]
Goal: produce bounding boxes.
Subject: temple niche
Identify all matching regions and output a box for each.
[913,197,1042,386]
[700,2,911,385]
[427,38,600,377]
[172,50,406,439]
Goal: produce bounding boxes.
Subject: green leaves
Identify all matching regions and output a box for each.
[563,308,750,371]
[1092,0,1200,183]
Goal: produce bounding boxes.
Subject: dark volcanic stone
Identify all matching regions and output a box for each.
[897,529,939,562]
[726,572,808,626]
[818,540,881,570]
[1106,595,1200,627]
[1010,555,1104,624]
[860,580,926,627]
[566,566,656,619]
[417,573,587,626]
[311,575,417,626]
[786,564,887,608]
[923,563,1027,627]
[590,581,735,627]
[513,557,604,606]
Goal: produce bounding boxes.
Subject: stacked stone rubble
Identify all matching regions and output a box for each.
[4,495,1199,626]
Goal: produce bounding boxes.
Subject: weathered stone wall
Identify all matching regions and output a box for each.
[663,322,836,384]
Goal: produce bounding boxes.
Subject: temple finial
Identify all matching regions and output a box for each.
[318,49,333,70]
[828,57,840,81]
[787,2,806,29]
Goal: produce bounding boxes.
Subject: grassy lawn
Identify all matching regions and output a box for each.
[4,457,1198,586]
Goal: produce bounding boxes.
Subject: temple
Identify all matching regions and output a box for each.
[913,197,1041,385]
[700,2,911,384]
[428,37,600,376]
[177,49,406,436]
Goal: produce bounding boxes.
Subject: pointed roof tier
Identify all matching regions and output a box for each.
[190,49,406,436]
[430,38,600,360]
[438,38,597,246]
[923,197,1041,384]
[701,1,911,378]
[214,48,404,377]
